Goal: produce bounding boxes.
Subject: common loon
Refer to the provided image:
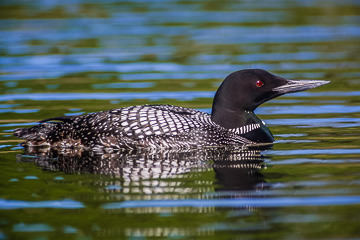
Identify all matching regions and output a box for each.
[14,69,329,151]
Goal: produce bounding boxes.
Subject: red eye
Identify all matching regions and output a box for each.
[256,80,264,87]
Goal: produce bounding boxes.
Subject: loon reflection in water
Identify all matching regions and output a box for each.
[17,147,267,192]
[14,69,329,151]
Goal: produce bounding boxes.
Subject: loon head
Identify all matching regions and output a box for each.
[211,69,329,132]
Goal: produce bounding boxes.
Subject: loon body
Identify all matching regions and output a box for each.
[14,69,329,151]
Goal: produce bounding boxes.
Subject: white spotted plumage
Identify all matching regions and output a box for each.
[15,104,259,151]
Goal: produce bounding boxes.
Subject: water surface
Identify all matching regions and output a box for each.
[1,0,360,239]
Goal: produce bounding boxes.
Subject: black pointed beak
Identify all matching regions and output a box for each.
[272,79,330,94]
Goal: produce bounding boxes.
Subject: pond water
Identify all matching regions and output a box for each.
[1,0,360,239]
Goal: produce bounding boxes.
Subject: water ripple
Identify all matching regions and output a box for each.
[0,199,84,209]
[92,82,154,89]
[268,149,360,155]
[192,25,360,44]
[272,158,360,165]
[258,105,360,115]
[0,91,214,101]
[2,91,358,102]
[102,196,360,209]
[267,117,360,128]
[13,223,54,232]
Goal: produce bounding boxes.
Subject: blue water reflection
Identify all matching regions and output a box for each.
[92,82,154,89]
[0,91,214,101]
[103,195,360,209]
[268,149,360,155]
[0,199,84,209]
[13,223,54,232]
[2,91,360,101]
[192,26,360,44]
[268,117,360,128]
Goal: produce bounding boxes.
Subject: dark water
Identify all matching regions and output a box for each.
[1,0,360,239]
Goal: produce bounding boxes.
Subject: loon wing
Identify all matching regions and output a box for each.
[107,105,209,138]
[105,105,252,146]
